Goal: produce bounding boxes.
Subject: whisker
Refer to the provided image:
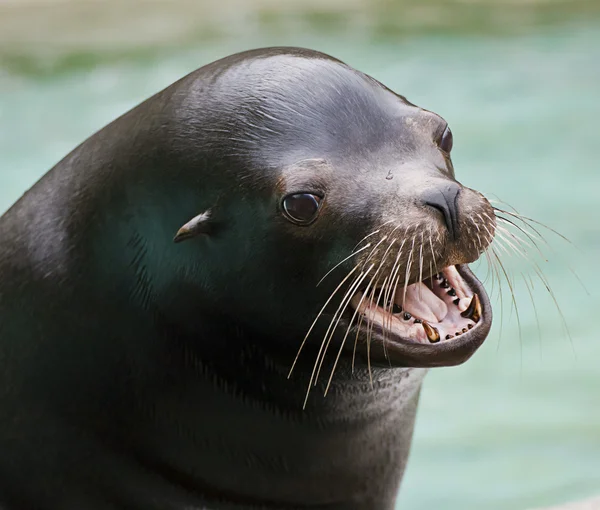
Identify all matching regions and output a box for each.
[361,235,389,270]
[349,235,406,375]
[386,236,408,303]
[495,228,532,261]
[482,202,573,360]
[352,315,364,373]
[316,243,371,287]
[531,263,575,352]
[491,203,575,246]
[364,275,381,388]
[289,264,360,378]
[469,217,493,288]
[496,215,589,296]
[496,223,536,248]
[417,231,424,301]
[347,233,394,370]
[495,216,548,259]
[350,219,395,253]
[484,248,504,346]
[377,276,392,364]
[429,233,439,277]
[482,246,495,298]
[303,265,374,407]
[494,222,575,349]
[379,236,409,357]
[325,274,379,396]
[491,247,523,366]
[357,262,388,388]
[429,260,433,285]
[365,233,400,355]
[494,209,549,247]
[387,238,413,328]
[402,235,416,305]
[522,271,543,360]
[352,304,367,374]
[363,228,408,382]
[477,214,496,246]
[313,268,372,387]
[492,237,520,322]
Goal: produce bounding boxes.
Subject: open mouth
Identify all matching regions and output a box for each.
[349,264,491,364]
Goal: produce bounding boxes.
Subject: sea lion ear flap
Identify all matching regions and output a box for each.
[173,210,212,243]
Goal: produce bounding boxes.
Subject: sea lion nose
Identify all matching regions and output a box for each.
[422,182,461,240]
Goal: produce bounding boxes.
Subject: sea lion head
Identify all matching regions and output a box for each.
[147,47,494,376]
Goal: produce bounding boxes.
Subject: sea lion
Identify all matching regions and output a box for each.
[0,47,495,510]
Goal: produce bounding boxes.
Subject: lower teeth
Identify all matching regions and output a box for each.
[416,293,481,343]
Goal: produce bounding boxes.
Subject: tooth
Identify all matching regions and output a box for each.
[460,294,481,322]
[422,321,440,343]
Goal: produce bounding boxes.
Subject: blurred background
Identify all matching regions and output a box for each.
[1,0,599,508]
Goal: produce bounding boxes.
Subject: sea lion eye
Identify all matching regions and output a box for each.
[282,193,322,225]
[438,125,453,154]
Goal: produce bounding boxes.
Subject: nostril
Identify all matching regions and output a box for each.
[425,199,452,235]
[422,184,461,240]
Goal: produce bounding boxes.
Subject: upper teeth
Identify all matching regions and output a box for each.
[351,267,483,345]
[422,321,440,343]
[460,294,482,322]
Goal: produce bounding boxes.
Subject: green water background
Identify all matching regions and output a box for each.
[0,2,599,508]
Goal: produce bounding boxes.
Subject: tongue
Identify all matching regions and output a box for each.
[397,282,448,322]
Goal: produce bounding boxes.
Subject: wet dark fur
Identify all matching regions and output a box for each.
[0,47,495,509]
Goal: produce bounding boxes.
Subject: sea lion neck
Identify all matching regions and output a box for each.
[161,315,424,415]
[114,318,427,509]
